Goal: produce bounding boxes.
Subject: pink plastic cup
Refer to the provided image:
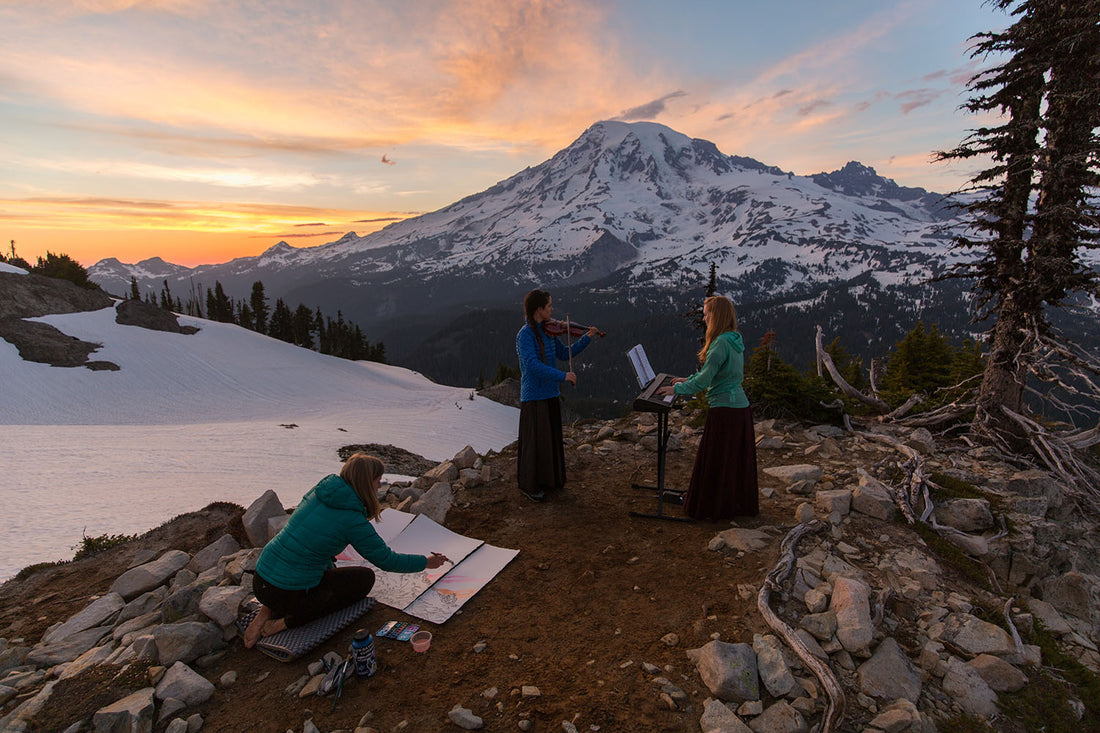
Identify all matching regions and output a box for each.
[410,630,432,652]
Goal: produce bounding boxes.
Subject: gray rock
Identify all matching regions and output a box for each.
[868,698,921,733]
[699,698,752,733]
[941,656,998,717]
[447,704,484,729]
[164,719,189,733]
[830,577,874,653]
[153,622,224,666]
[409,481,454,524]
[187,534,240,574]
[155,661,215,706]
[198,586,247,627]
[934,498,994,533]
[799,611,837,642]
[856,638,921,703]
[715,528,772,553]
[27,625,112,666]
[905,427,936,454]
[1041,571,1100,629]
[157,697,187,723]
[763,464,823,484]
[423,461,459,484]
[851,470,896,521]
[241,490,286,547]
[110,551,191,600]
[968,653,1028,692]
[747,700,807,733]
[452,445,479,469]
[458,468,484,487]
[43,593,125,645]
[117,588,167,624]
[753,634,796,698]
[266,515,289,539]
[59,642,117,680]
[936,613,1015,656]
[687,640,759,702]
[92,686,155,733]
[1027,598,1073,636]
[113,611,163,642]
[814,490,851,517]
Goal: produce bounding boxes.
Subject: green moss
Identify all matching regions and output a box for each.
[912,522,995,593]
[929,472,985,499]
[939,713,994,733]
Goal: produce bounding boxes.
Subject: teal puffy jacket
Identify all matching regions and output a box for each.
[255,474,427,590]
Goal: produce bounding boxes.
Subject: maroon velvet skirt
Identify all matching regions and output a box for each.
[683,406,759,521]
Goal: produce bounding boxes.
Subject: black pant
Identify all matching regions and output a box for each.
[254,566,375,628]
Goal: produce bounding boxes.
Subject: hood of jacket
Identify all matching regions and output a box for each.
[719,330,745,354]
[313,473,365,512]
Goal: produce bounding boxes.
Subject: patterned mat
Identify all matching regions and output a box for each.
[236,597,376,662]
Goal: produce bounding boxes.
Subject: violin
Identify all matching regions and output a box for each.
[542,319,606,339]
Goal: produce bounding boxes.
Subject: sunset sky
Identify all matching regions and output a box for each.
[0,0,1006,268]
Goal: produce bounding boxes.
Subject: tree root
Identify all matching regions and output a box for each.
[757,520,846,733]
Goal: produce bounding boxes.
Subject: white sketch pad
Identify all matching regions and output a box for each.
[403,543,519,624]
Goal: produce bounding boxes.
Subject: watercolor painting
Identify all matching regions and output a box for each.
[333,511,511,617]
[403,543,520,624]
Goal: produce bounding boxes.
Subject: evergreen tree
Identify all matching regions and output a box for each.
[744,332,832,421]
[293,304,315,348]
[937,0,1100,437]
[250,281,269,334]
[206,281,234,323]
[159,280,173,311]
[268,298,294,342]
[129,276,140,300]
[31,252,96,289]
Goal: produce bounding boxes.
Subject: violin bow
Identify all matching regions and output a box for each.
[566,313,573,378]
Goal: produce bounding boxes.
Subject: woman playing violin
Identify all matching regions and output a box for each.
[515,289,600,503]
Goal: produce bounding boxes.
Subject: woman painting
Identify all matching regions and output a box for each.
[243,453,448,647]
[658,295,758,520]
[515,289,599,502]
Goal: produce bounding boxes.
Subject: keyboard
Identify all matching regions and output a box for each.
[633,373,677,413]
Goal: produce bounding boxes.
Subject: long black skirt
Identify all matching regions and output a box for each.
[683,406,759,521]
[517,397,566,493]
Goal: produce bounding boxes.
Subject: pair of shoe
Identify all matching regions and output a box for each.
[520,488,547,503]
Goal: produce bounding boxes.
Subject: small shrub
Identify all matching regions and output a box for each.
[939,713,994,733]
[72,531,138,560]
[14,559,65,581]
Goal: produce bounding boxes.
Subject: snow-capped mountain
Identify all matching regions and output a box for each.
[90,120,968,321]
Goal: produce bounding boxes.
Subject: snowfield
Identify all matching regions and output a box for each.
[0,296,519,580]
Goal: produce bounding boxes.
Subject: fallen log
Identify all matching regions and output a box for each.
[757,520,846,732]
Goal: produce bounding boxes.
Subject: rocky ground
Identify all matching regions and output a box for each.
[2,406,1099,733]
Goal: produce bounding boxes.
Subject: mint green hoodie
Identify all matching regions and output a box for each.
[672,330,749,408]
[256,474,427,591]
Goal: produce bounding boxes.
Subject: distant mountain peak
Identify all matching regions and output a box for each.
[812,161,930,202]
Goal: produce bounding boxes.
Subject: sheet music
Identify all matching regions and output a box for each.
[627,344,656,389]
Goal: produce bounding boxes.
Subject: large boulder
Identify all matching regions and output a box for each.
[687,641,759,702]
[110,551,191,600]
[241,490,286,547]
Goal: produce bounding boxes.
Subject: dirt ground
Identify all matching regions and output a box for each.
[2,411,834,733]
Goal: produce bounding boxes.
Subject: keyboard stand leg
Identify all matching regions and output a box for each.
[629,410,694,523]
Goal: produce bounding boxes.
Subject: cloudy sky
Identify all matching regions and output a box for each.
[0,0,1006,267]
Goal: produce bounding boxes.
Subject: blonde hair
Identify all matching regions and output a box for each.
[340,453,385,521]
[698,295,738,364]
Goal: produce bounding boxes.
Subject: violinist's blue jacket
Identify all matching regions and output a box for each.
[516,323,591,402]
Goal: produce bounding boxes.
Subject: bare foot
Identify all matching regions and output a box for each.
[243,605,273,648]
[260,617,287,637]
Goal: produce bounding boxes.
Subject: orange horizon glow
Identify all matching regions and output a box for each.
[2,198,416,268]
